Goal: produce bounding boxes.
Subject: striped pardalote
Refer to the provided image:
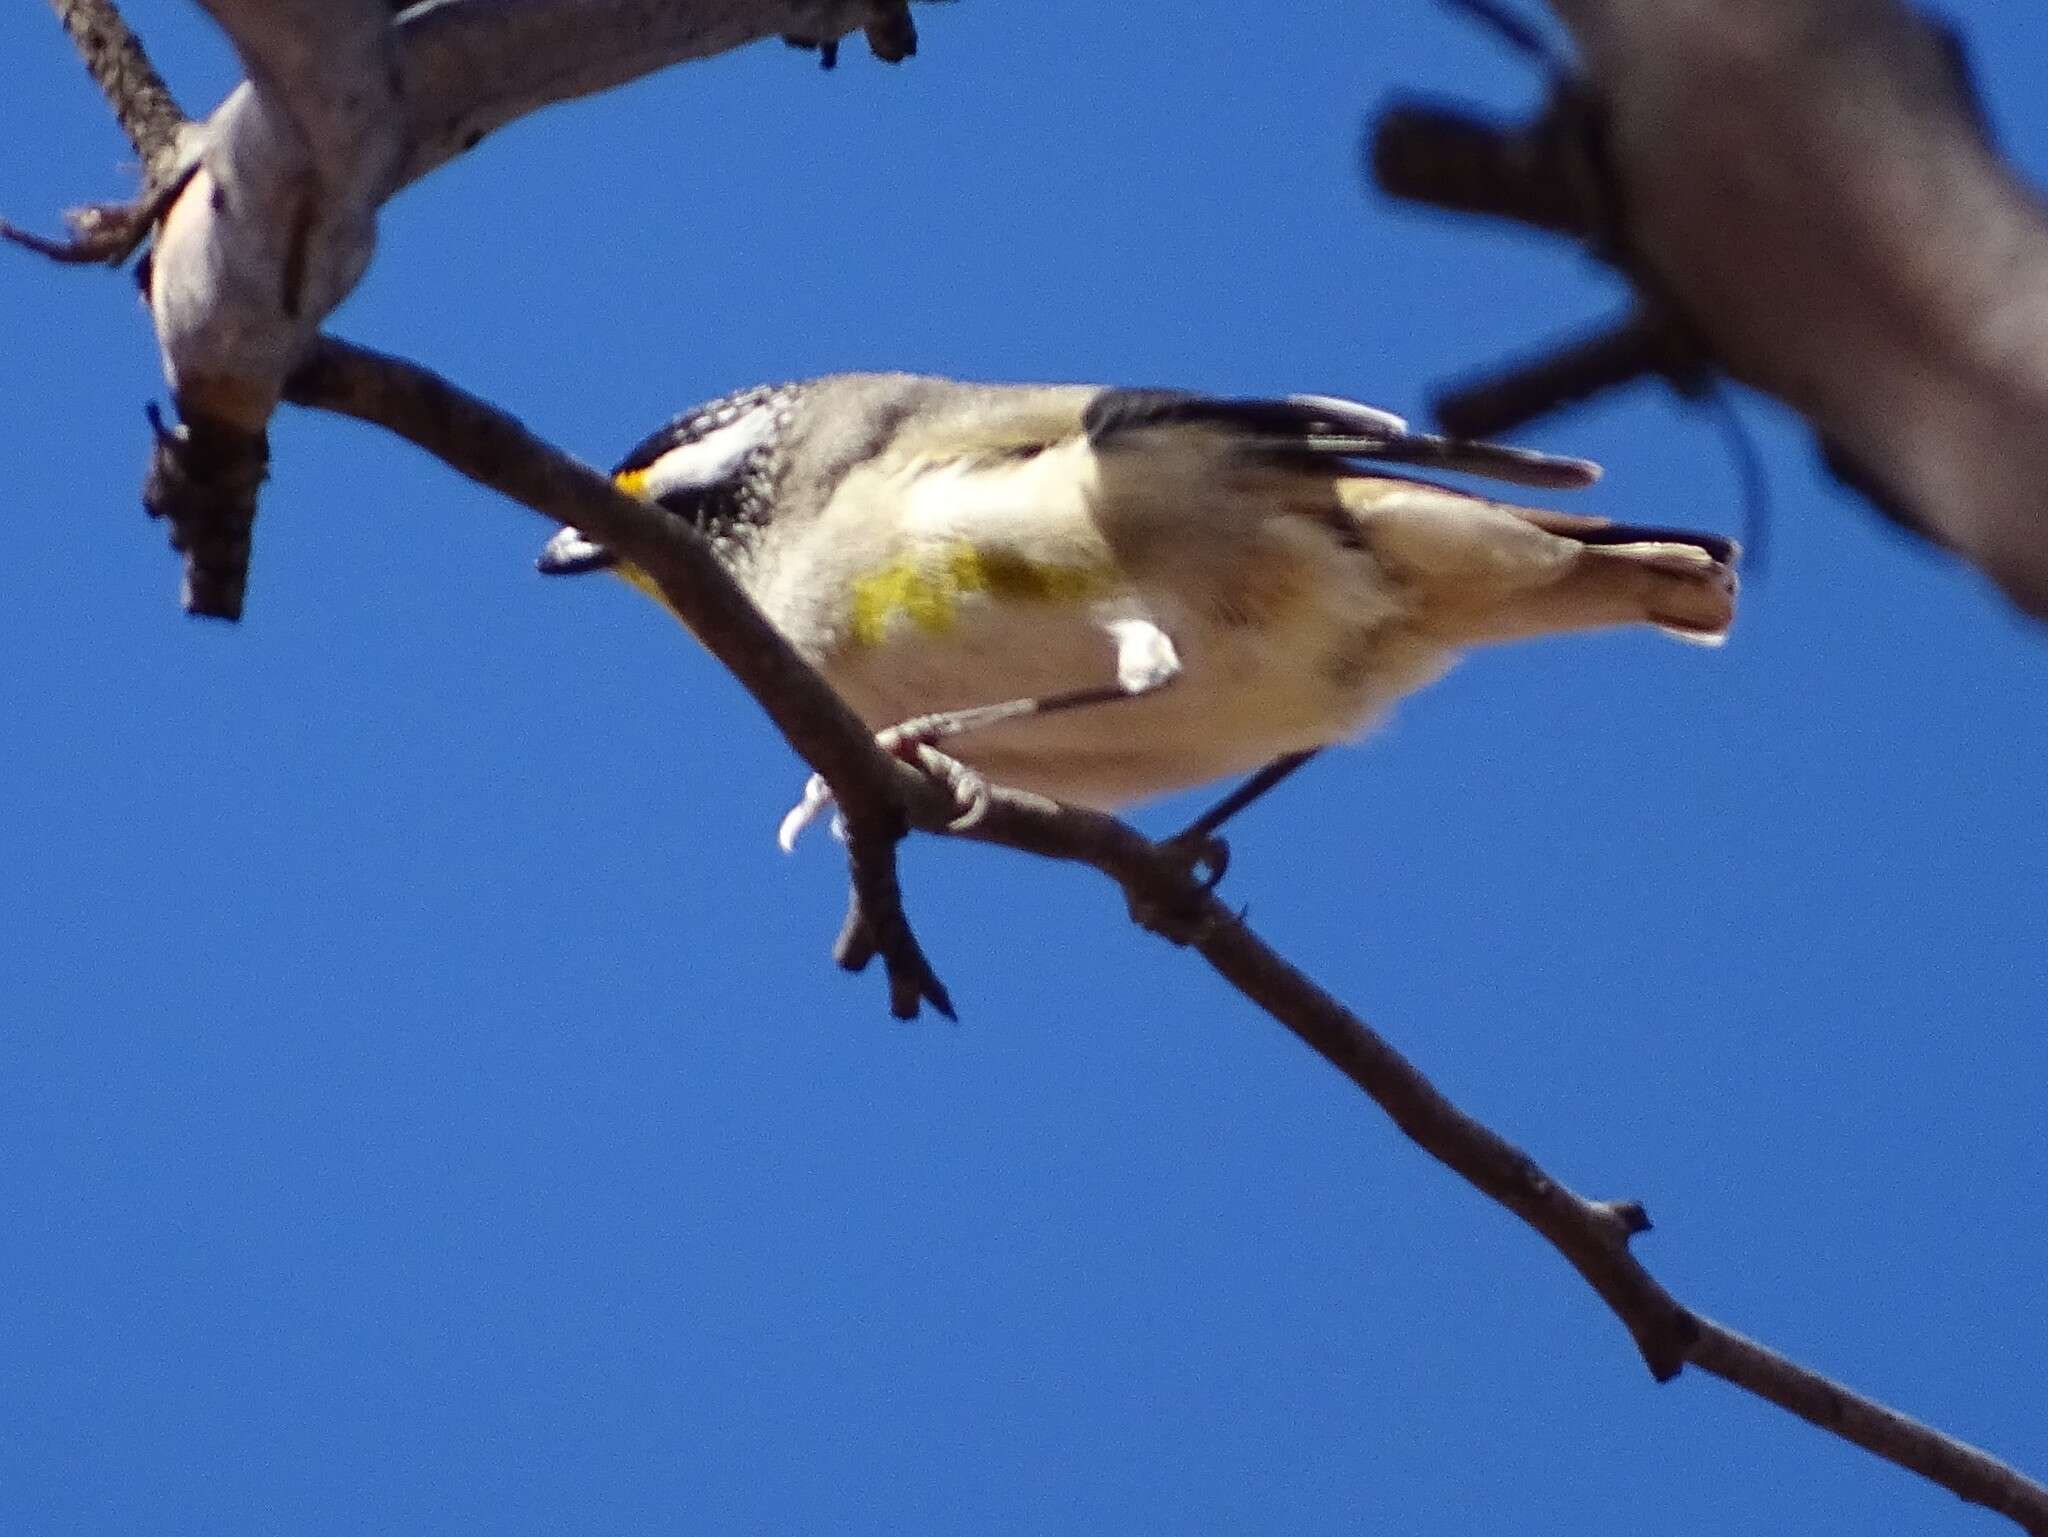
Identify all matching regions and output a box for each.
[539,373,1735,841]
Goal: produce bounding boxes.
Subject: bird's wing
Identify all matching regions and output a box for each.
[1079,388,1601,490]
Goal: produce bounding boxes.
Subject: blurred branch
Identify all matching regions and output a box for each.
[1431,306,1704,440]
[277,333,2048,1533]
[1369,0,2048,619]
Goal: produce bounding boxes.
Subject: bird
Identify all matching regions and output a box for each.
[537,372,1736,847]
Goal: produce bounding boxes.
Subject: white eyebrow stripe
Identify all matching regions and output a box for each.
[638,407,776,498]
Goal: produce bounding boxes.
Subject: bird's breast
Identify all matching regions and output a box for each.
[769,513,1446,810]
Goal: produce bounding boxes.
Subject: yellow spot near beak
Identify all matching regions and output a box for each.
[609,467,668,606]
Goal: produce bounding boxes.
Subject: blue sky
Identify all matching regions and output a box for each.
[2,2,2044,1532]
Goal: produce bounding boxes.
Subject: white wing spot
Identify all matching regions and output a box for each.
[1108,617,1182,695]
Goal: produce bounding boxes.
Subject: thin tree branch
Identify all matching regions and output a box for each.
[1688,1323,2048,1531]
[274,335,2048,1531]
[944,793,2048,1536]
[280,335,956,1018]
[1372,98,1596,239]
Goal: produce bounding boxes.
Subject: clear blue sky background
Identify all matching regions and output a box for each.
[3,2,2044,1532]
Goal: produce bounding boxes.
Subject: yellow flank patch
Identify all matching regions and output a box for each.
[849,541,1114,648]
[614,467,650,497]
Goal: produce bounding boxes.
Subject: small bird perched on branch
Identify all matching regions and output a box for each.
[539,373,1735,848]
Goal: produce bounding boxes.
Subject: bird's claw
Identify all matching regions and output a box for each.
[777,774,838,852]
[777,730,990,852]
[903,740,991,832]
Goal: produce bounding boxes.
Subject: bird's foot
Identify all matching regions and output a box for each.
[778,725,991,853]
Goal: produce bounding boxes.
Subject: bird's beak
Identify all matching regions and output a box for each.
[536,526,618,575]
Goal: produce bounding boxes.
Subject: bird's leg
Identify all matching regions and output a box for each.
[778,619,1183,850]
[1126,748,1322,949]
[1159,749,1322,889]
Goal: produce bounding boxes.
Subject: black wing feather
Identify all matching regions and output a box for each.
[1081,388,1600,490]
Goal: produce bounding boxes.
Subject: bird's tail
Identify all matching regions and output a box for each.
[1505,534,1738,645]
[1342,482,1739,646]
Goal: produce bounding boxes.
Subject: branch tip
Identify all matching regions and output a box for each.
[863,1,918,63]
[784,2,919,71]
[0,157,201,270]
[833,892,956,1022]
[1598,1199,1653,1239]
[841,814,955,1020]
[2,209,134,266]
[142,402,268,622]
